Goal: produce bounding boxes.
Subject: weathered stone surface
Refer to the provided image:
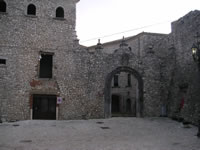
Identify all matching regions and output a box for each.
[0,0,200,125]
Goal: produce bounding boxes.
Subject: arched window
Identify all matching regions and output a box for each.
[56,7,64,18]
[27,4,36,15]
[0,1,7,13]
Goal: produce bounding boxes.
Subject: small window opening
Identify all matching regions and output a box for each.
[56,7,64,18]
[0,1,7,12]
[27,4,36,15]
[127,74,131,87]
[39,54,53,78]
[0,59,6,64]
[113,75,119,87]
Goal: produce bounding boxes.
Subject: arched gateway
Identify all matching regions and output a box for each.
[104,66,143,118]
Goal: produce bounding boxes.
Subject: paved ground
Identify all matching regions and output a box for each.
[0,117,199,150]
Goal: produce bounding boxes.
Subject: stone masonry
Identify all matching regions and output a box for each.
[0,0,200,125]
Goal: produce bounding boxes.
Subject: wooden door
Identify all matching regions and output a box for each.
[33,95,56,120]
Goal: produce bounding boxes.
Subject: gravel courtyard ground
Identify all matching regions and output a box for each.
[0,117,199,150]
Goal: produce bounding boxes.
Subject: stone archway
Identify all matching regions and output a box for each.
[104,66,143,118]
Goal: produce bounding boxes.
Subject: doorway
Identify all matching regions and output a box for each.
[126,99,131,113]
[33,95,56,120]
[111,95,120,114]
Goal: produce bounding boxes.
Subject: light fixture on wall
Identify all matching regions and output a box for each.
[191,32,200,63]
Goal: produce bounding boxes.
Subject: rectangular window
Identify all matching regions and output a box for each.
[0,59,6,65]
[39,54,53,78]
[113,75,119,87]
[127,74,131,87]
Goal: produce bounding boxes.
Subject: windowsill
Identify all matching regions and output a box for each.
[38,78,53,80]
[112,86,120,88]
[126,85,132,88]
[25,15,37,18]
[0,64,6,68]
[0,12,8,15]
[53,17,66,21]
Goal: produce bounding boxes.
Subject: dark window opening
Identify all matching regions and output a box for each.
[56,7,64,18]
[127,74,131,87]
[0,59,6,64]
[39,54,53,78]
[113,75,119,87]
[0,1,7,12]
[27,4,36,15]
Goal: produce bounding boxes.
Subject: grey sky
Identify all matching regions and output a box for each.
[76,0,200,46]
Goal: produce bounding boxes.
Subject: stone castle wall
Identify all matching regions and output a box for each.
[0,0,200,124]
[169,10,200,124]
[0,0,84,121]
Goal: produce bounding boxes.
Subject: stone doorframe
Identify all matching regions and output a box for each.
[30,94,59,120]
[104,66,144,118]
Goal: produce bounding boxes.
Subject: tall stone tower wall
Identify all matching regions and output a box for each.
[0,0,84,121]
